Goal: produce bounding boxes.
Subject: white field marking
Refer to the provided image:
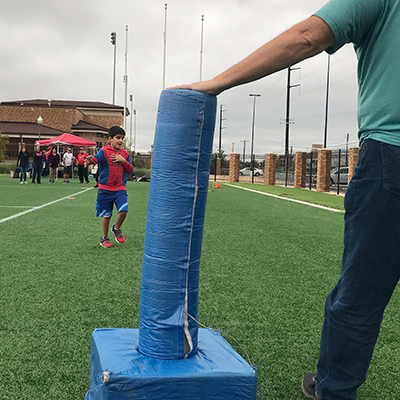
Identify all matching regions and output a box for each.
[225,184,344,213]
[0,188,93,224]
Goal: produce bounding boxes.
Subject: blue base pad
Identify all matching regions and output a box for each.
[84,328,257,400]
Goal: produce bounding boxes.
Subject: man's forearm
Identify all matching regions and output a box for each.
[172,15,334,95]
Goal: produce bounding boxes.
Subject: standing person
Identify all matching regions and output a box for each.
[31,145,45,184]
[172,0,400,398]
[17,146,29,184]
[62,147,74,183]
[75,146,90,183]
[47,147,60,183]
[43,146,52,177]
[85,126,133,248]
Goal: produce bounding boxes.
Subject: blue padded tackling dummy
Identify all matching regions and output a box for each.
[139,89,217,360]
[84,328,257,400]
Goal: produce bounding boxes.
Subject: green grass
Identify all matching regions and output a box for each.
[0,175,399,399]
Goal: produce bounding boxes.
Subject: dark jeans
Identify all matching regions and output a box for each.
[78,165,89,183]
[32,162,42,183]
[19,166,27,182]
[316,139,400,399]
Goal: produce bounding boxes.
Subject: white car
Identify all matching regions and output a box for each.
[330,167,349,185]
[239,167,264,176]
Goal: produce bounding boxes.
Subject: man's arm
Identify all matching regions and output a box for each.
[170,16,334,95]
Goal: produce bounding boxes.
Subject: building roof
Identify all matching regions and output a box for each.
[0,121,65,135]
[71,120,109,133]
[0,99,124,111]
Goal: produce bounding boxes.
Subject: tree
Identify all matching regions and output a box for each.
[217,148,228,168]
[0,133,9,163]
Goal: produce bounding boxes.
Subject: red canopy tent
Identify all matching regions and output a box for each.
[35,133,96,181]
[35,133,96,147]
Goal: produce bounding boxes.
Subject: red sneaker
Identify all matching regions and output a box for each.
[100,237,112,248]
[112,225,125,244]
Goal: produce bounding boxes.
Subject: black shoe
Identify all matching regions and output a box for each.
[302,372,320,399]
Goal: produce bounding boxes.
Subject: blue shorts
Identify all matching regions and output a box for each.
[96,189,128,218]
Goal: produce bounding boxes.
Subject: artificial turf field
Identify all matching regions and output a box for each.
[0,174,399,399]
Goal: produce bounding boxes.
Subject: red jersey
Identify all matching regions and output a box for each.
[76,152,89,166]
[91,145,133,191]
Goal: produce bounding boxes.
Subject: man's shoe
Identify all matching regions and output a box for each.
[112,225,125,244]
[100,237,112,248]
[302,372,320,399]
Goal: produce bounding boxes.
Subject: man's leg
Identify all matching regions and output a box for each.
[78,165,83,183]
[315,139,400,400]
[84,166,89,183]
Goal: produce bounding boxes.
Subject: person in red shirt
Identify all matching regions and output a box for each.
[85,126,133,248]
[75,146,90,183]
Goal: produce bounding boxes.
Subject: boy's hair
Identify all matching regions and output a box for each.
[108,126,126,138]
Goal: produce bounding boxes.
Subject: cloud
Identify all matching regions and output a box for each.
[0,0,359,153]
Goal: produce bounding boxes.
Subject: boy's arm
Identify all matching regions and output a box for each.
[84,155,96,167]
[111,153,134,175]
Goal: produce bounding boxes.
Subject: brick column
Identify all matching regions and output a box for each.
[229,153,240,182]
[348,146,359,183]
[316,149,332,193]
[216,158,221,175]
[264,153,276,186]
[294,151,307,188]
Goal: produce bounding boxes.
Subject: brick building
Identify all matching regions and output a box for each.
[0,99,125,159]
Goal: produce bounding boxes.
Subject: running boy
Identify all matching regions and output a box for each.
[85,126,133,248]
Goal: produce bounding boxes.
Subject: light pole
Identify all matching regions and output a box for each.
[249,94,261,184]
[323,54,331,148]
[37,116,43,140]
[200,15,204,81]
[110,32,117,105]
[133,109,137,161]
[130,94,133,152]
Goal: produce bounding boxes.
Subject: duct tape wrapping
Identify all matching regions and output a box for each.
[139,89,217,360]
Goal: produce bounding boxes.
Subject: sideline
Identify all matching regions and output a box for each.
[0,187,93,224]
[225,184,344,213]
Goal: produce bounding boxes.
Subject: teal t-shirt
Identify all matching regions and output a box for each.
[314,0,400,146]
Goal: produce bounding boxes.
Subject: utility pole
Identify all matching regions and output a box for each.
[240,140,248,164]
[163,4,168,89]
[249,94,261,184]
[345,132,350,166]
[284,66,300,187]
[110,32,117,105]
[219,104,226,152]
[130,94,133,152]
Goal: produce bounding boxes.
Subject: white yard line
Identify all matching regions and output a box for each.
[225,184,344,213]
[0,188,93,224]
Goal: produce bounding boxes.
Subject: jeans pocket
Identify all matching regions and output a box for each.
[381,142,400,196]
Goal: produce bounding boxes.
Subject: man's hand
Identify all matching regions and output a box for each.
[167,79,221,96]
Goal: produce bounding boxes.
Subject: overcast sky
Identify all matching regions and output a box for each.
[1,0,359,155]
